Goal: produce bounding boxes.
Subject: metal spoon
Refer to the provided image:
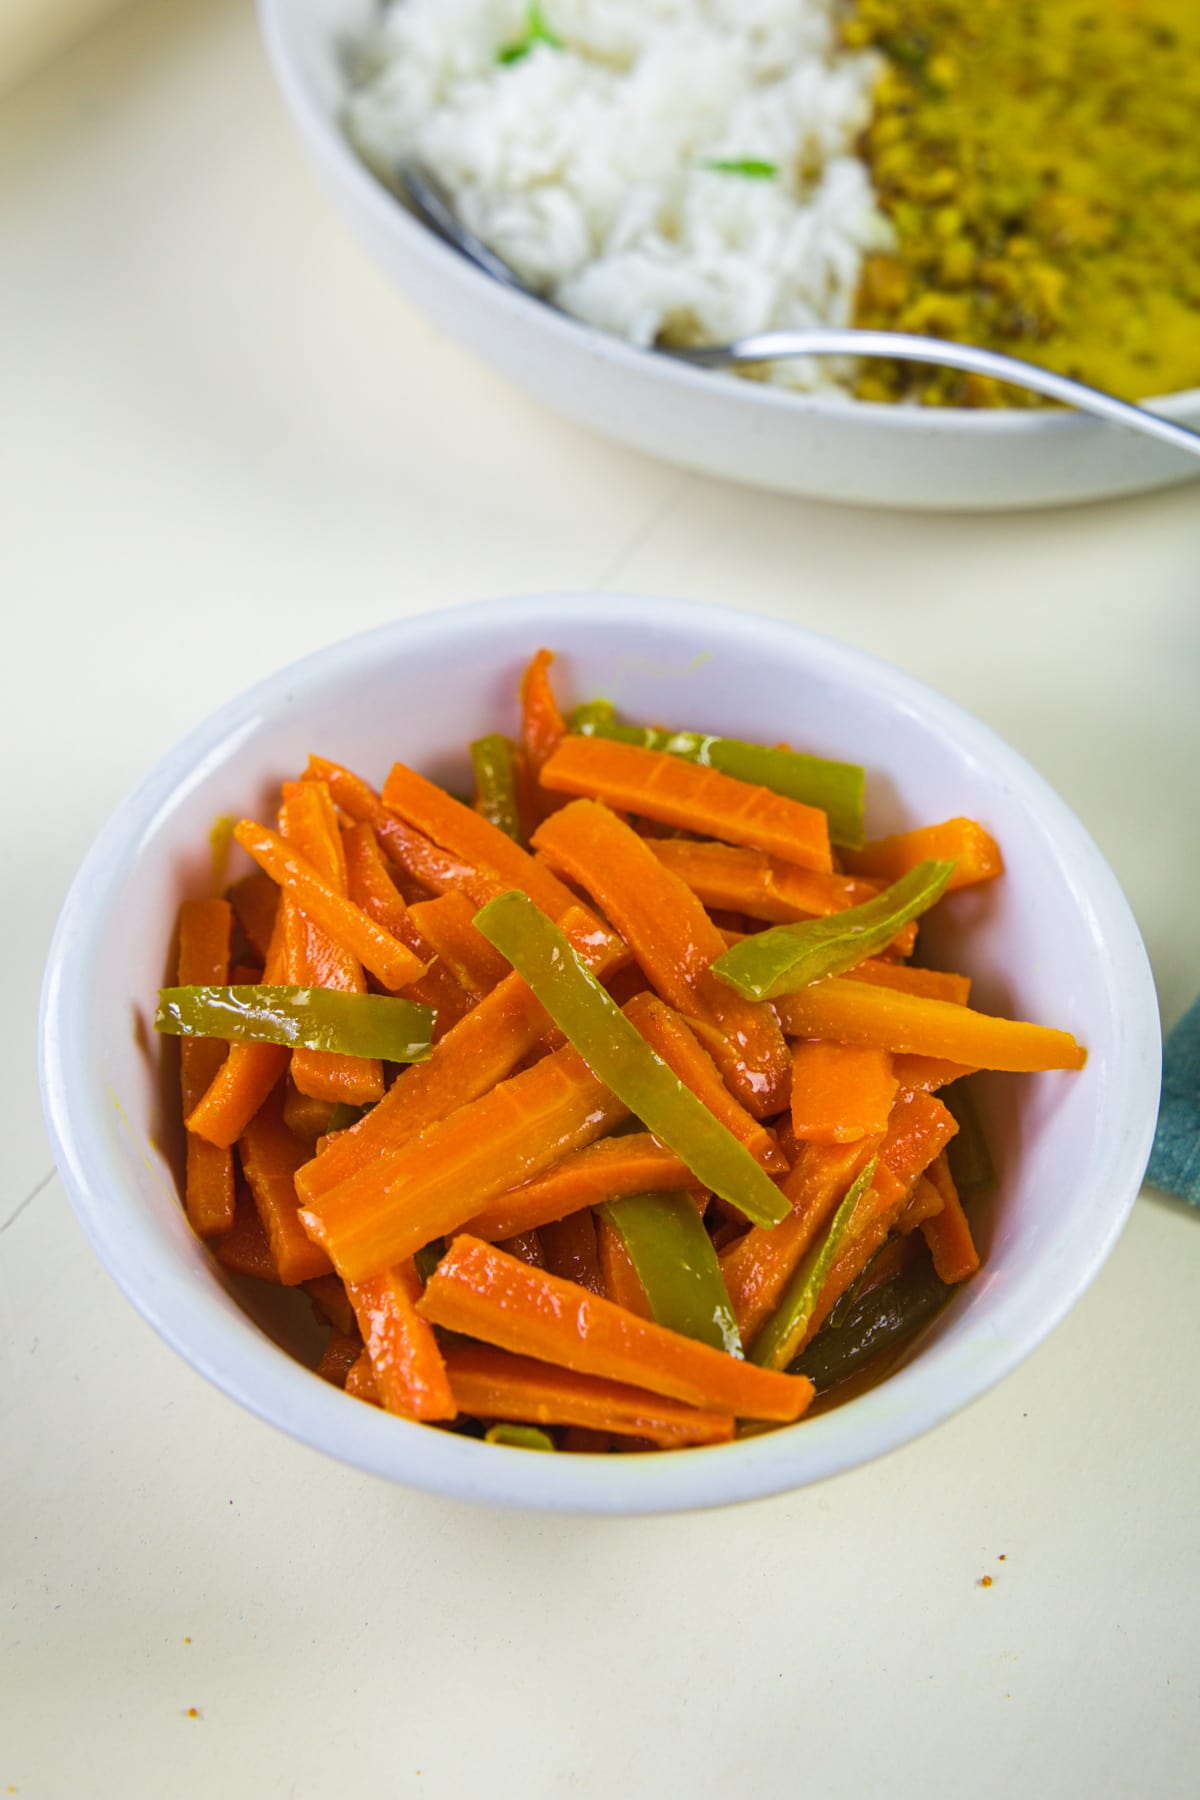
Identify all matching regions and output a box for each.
[399,164,1200,461]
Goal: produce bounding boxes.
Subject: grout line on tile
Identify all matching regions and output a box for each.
[0,1168,56,1236]
[590,469,697,591]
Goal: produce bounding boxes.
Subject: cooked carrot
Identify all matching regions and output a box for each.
[316,1330,363,1388]
[533,798,790,1117]
[538,1209,605,1295]
[300,1047,630,1279]
[233,818,429,992]
[462,1133,702,1241]
[877,1087,960,1188]
[522,647,566,778]
[307,756,491,902]
[790,1042,898,1144]
[540,737,833,872]
[407,891,511,1000]
[843,961,971,1005]
[498,1230,547,1268]
[345,1261,457,1420]
[227,871,279,962]
[303,1273,356,1336]
[239,1086,334,1284]
[280,780,384,1107]
[281,1084,340,1146]
[892,1054,975,1091]
[842,817,1004,889]
[344,1350,380,1403]
[624,991,788,1173]
[648,839,915,950]
[185,906,289,1149]
[921,1153,981,1282]
[417,1237,814,1422]
[774,977,1086,1072]
[897,1173,946,1234]
[596,1215,653,1318]
[177,898,236,1237]
[213,1186,279,1283]
[341,821,472,1031]
[443,1343,734,1448]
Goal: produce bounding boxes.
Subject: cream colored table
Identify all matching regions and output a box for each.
[3,5,1199,1796]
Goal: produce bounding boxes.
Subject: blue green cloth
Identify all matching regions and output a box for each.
[1146,997,1200,1207]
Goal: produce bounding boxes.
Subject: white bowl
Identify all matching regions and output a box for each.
[39,595,1160,1512]
[258,0,1200,513]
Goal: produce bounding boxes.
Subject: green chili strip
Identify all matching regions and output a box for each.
[749,1157,878,1370]
[469,733,525,844]
[599,1190,742,1357]
[713,859,956,1003]
[568,699,865,847]
[484,1424,557,1451]
[790,1255,948,1392]
[497,2,563,63]
[473,891,788,1228]
[943,1080,996,1195]
[155,985,433,1062]
[700,158,779,179]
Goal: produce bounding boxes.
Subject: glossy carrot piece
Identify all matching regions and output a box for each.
[842,818,1004,889]
[227,871,279,962]
[346,1260,457,1420]
[344,1350,381,1403]
[844,961,971,1005]
[417,1237,814,1421]
[443,1344,735,1448]
[238,1086,333,1284]
[892,1054,975,1092]
[213,1187,280,1282]
[596,1215,653,1318]
[177,898,236,1237]
[233,819,429,992]
[521,647,567,778]
[897,1173,946,1234]
[307,755,493,901]
[407,891,511,1000]
[300,1047,629,1279]
[774,978,1086,1072]
[921,1153,980,1283]
[341,821,472,1031]
[462,1133,701,1240]
[540,736,833,872]
[539,1209,605,1296]
[281,1084,339,1146]
[790,1042,898,1144]
[316,1330,363,1388]
[186,907,289,1149]
[648,839,915,947]
[303,1273,357,1336]
[499,1230,547,1268]
[281,781,384,1107]
[533,798,790,1117]
[623,991,787,1174]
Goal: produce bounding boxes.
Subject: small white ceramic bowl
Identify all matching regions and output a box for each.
[258,0,1200,512]
[39,596,1160,1513]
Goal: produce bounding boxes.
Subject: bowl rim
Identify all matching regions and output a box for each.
[256,0,1200,435]
[39,594,1162,1513]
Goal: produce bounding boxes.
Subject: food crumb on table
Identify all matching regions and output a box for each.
[979,1575,994,1588]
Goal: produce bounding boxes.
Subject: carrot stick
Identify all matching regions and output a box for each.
[540,736,833,872]
[443,1344,734,1448]
[647,839,915,950]
[462,1133,701,1240]
[842,817,1004,889]
[533,798,790,1117]
[233,818,429,992]
[897,1174,946,1234]
[227,872,279,962]
[774,977,1087,1072]
[407,891,511,1000]
[306,756,493,903]
[296,907,621,1204]
[538,1209,605,1295]
[303,1273,356,1336]
[892,1054,975,1091]
[790,1042,898,1145]
[238,1086,333,1284]
[177,898,236,1237]
[498,1230,547,1268]
[344,1350,380,1403]
[623,991,788,1174]
[300,1046,630,1280]
[281,1084,339,1146]
[844,961,971,1005]
[185,906,290,1148]
[596,1216,653,1318]
[280,781,384,1107]
[316,1330,363,1388]
[417,1237,814,1421]
[341,822,472,1031]
[213,1186,280,1282]
[921,1152,981,1282]
[345,1260,457,1420]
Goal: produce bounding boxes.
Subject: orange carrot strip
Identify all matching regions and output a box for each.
[462,1134,701,1240]
[281,781,384,1107]
[790,1042,898,1144]
[521,648,567,778]
[341,822,472,1031]
[177,898,236,1237]
[921,1153,981,1283]
[844,961,971,1005]
[300,1046,630,1280]
[842,818,1004,889]
[296,907,621,1204]
[316,1330,363,1388]
[214,1187,280,1282]
[346,1261,457,1420]
[540,736,832,872]
[281,1084,339,1146]
[227,871,279,962]
[344,1350,380,1403]
[774,977,1086,1072]
[307,756,492,903]
[407,891,511,1000]
[443,1344,734,1448]
[417,1237,814,1421]
[596,1215,653,1318]
[538,1209,605,1295]
[185,906,290,1149]
[498,1229,547,1268]
[533,798,790,1117]
[877,1087,960,1189]
[303,1273,356,1336]
[233,819,429,992]
[238,1086,333,1284]
[892,1054,975,1091]
[897,1174,946,1234]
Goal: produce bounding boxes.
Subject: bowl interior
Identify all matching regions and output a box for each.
[41,597,1160,1510]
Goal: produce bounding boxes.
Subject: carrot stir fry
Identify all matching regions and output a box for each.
[157,648,1087,1451]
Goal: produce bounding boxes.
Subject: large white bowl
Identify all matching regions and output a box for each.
[39,595,1160,1512]
[258,0,1200,512]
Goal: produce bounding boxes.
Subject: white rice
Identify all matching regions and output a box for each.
[346,0,892,392]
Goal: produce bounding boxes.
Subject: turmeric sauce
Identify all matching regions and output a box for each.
[848,0,1200,404]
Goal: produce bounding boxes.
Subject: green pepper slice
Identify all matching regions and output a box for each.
[155,985,433,1062]
[484,1424,557,1451]
[942,1080,996,1195]
[599,1190,742,1356]
[473,891,788,1228]
[712,859,956,1002]
[469,733,525,844]
[790,1255,949,1393]
[569,699,865,848]
[749,1157,878,1370]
